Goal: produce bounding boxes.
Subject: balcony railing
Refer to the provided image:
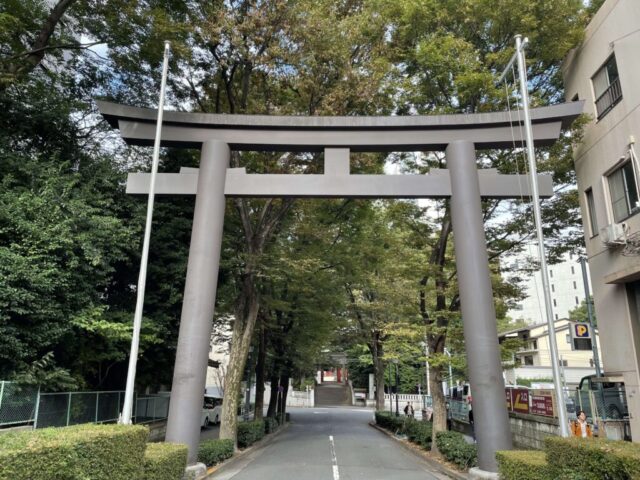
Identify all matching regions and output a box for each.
[595,77,622,120]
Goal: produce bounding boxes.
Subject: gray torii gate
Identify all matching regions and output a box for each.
[97,100,582,473]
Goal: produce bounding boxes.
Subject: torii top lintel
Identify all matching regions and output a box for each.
[97,100,583,152]
[97,100,583,199]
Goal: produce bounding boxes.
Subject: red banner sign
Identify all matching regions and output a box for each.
[530,391,556,417]
[509,388,530,414]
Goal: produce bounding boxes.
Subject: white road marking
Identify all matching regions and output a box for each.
[329,435,340,480]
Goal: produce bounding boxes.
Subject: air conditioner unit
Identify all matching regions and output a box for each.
[600,222,627,246]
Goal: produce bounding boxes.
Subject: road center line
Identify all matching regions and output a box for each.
[329,435,340,480]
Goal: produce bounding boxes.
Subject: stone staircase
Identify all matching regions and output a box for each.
[314,382,352,407]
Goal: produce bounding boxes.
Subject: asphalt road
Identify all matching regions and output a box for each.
[210,407,450,480]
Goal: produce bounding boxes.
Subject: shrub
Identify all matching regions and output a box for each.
[0,423,148,480]
[496,450,551,480]
[198,438,234,467]
[375,411,404,432]
[545,436,640,480]
[143,442,188,480]
[403,418,432,449]
[435,431,478,470]
[237,419,265,448]
[264,416,280,434]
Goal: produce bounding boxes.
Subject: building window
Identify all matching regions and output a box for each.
[566,334,571,344]
[550,269,553,278]
[573,281,577,289]
[560,359,569,367]
[575,296,580,305]
[571,266,575,275]
[585,188,598,236]
[608,161,640,222]
[556,314,559,320]
[551,284,555,293]
[524,356,534,366]
[553,298,557,307]
[532,340,538,350]
[592,54,622,119]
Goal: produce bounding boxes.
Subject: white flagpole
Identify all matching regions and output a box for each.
[514,34,569,437]
[120,40,171,425]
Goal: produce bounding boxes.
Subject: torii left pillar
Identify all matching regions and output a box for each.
[165,140,230,467]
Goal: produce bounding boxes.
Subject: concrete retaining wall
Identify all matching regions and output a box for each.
[508,412,559,450]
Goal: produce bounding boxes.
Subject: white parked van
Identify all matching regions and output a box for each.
[201,395,223,428]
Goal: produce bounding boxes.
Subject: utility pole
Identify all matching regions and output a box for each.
[513,34,569,436]
[120,41,171,425]
[444,348,453,393]
[579,257,602,377]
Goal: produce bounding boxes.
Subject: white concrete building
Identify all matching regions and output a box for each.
[505,249,589,324]
[562,0,640,440]
[500,319,601,388]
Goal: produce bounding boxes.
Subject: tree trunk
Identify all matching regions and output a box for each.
[429,362,447,454]
[369,332,386,411]
[253,314,267,420]
[219,272,260,447]
[278,375,290,420]
[266,375,279,417]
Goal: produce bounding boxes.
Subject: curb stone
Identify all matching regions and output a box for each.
[202,421,291,479]
[369,422,469,480]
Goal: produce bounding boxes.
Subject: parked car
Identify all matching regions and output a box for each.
[576,374,628,420]
[201,395,223,428]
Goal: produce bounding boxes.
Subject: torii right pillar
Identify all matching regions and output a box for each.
[447,140,512,474]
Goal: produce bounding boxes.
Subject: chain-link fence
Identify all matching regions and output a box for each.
[570,388,628,421]
[1,386,171,430]
[35,391,126,428]
[135,395,170,424]
[0,382,39,427]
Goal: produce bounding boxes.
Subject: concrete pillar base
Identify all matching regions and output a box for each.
[182,462,207,480]
[468,467,499,480]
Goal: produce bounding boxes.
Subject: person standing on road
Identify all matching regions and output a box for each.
[404,402,411,416]
[571,410,593,438]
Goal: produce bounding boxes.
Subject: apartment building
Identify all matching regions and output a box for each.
[562,0,640,439]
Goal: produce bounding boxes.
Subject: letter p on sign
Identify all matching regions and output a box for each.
[575,324,589,338]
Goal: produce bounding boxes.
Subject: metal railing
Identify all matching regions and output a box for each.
[595,77,622,120]
[384,393,432,410]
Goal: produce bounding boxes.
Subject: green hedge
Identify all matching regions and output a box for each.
[375,411,432,450]
[142,442,188,480]
[198,438,234,466]
[496,450,550,480]
[237,419,265,448]
[544,436,640,480]
[404,418,432,449]
[0,424,149,480]
[374,411,404,432]
[264,416,280,434]
[435,431,477,470]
